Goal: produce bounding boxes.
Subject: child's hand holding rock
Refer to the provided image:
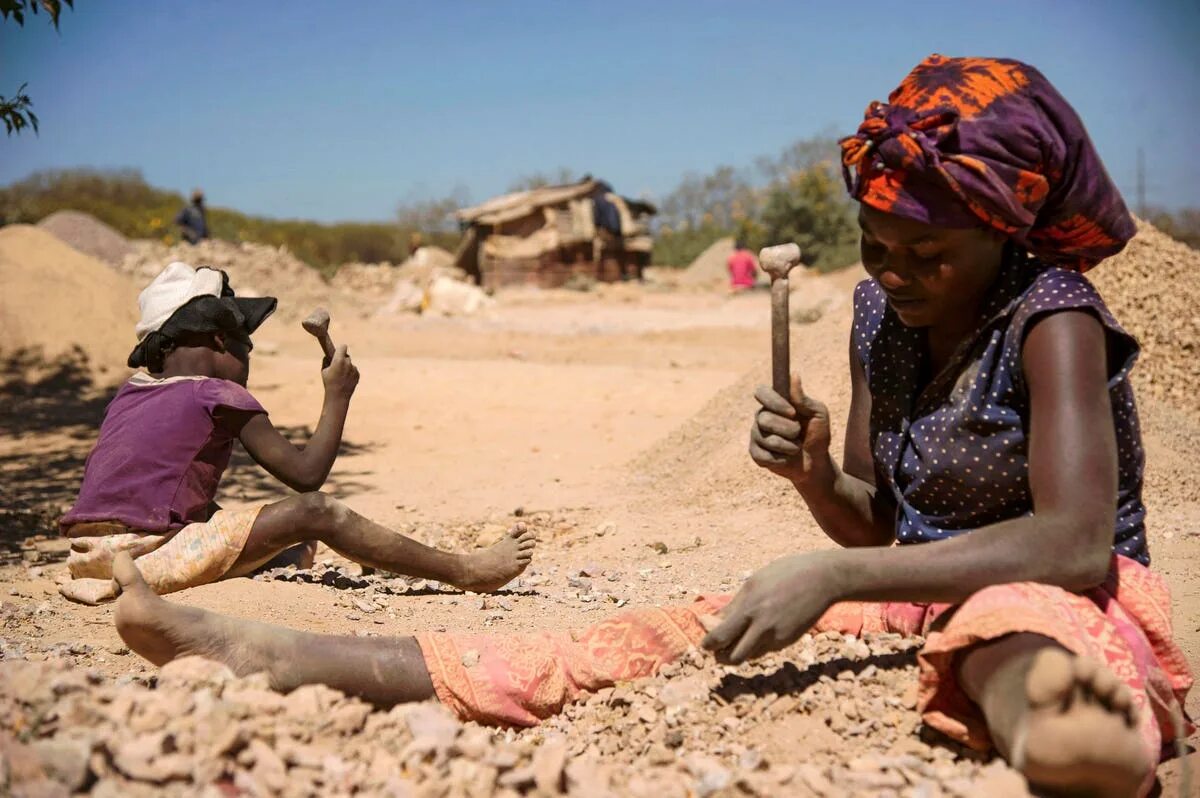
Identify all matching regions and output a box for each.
[322,345,360,404]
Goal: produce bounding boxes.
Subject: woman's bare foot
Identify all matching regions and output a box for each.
[112,552,284,678]
[998,647,1150,797]
[451,523,536,593]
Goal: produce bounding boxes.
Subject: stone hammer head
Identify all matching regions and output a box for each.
[302,307,330,337]
[301,307,336,361]
[759,243,802,281]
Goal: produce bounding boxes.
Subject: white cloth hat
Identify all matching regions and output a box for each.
[134,261,225,341]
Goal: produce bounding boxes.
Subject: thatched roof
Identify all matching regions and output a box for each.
[456,179,656,226]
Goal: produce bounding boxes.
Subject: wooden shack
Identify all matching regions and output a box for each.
[452,178,655,289]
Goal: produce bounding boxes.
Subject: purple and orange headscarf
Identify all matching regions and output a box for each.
[840,54,1135,272]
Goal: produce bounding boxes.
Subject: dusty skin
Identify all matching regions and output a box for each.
[961,635,1151,797]
[1,250,1196,795]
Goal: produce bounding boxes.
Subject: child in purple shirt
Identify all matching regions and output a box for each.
[60,262,534,604]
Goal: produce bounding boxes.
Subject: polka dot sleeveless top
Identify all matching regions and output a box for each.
[852,251,1149,565]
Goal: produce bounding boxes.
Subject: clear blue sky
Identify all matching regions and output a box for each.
[3,0,1198,222]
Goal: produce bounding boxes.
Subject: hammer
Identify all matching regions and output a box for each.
[301,307,337,365]
[759,243,803,397]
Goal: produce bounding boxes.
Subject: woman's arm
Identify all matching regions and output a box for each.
[833,310,1117,600]
[750,338,896,547]
[238,346,359,493]
[798,340,898,547]
[708,310,1117,663]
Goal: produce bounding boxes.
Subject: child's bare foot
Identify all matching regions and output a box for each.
[1010,648,1150,797]
[113,552,281,678]
[452,523,536,593]
[59,577,120,605]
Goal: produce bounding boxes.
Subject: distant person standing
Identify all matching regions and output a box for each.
[175,189,209,245]
[726,240,757,292]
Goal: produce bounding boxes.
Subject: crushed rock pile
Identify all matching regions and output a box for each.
[0,225,137,381]
[678,238,735,286]
[332,247,462,297]
[0,631,1028,798]
[334,247,493,318]
[629,294,855,511]
[1091,219,1200,417]
[330,261,402,298]
[634,217,1200,509]
[119,239,333,322]
[36,211,133,267]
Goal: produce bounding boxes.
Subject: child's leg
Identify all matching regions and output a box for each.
[113,553,435,706]
[234,492,535,593]
[958,633,1150,798]
[226,541,317,578]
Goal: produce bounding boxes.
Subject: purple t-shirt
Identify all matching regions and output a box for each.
[61,374,266,532]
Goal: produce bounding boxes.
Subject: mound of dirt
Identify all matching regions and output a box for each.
[629,282,856,510]
[1090,219,1200,416]
[635,220,1200,509]
[120,238,335,323]
[397,245,456,283]
[36,210,132,266]
[678,238,735,285]
[0,225,137,381]
[332,247,462,302]
[332,261,401,298]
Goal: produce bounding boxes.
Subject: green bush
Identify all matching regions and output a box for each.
[652,137,861,273]
[0,168,461,277]
[754,163,860,273]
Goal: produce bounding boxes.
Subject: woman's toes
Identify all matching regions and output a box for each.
[1108,684,1137,724]
[1025,647,1075,706]
[1070,655,1099,685]
[1087,665,1121,703]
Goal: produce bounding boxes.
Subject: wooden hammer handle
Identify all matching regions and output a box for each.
[316,332,336,362]
[771,279,790,397]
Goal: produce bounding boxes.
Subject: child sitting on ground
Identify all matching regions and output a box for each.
[59,261,534,604]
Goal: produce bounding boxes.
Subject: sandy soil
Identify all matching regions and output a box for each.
[2,272,1196,796]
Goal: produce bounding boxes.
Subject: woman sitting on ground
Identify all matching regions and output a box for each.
[112,56,1191,798]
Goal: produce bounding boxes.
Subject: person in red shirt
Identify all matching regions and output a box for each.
[726,240,757,291]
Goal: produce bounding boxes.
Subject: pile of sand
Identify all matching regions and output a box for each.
[634,219,1200,509]
[120,238,334,322]
[629,290,856,510]
[331,261,401,298]
[36,210,132,266]
[331,246,461,300]
[1090,219,1200,417]
[677,237,734,285]
[0,225,137,381]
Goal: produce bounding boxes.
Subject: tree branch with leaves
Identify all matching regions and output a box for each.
[0,0,75,136]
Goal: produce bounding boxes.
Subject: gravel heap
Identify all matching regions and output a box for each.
[0,630,1028,797]
[36,211,133,267]
[1090,219,1200,417]
[329,262,402,298]
[119,239,334,322]
[678,238,735,286]
[331,246,461,299]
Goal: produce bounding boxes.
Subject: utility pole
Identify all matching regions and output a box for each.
[1136,147,1146,217]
